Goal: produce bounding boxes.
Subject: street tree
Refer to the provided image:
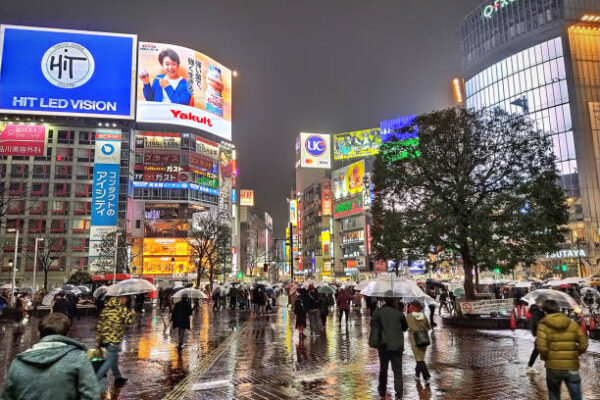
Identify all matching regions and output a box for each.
[186,210,230,289]
[372,107,568,299]
[93,231,141,275]
[37,235,67,291]
[244,247,268,279]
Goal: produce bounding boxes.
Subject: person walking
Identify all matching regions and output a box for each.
[307,285,321,336]
[95,297,134,390]
[425,286,437,327]
[337,287,352,327]
[370,297,408,399]
[319,292,329,334]
[406,301,432,383]
[229,286,237,310]
[171,297,193,351]
[51,292,70,318]
[294,289,308,339]
[526,300,545,374]
[1,313,100,400]
[536,299,588,400]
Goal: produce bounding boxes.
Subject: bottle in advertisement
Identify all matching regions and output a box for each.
[206,65,224,116]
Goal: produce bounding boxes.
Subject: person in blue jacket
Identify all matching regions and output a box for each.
[140,48,192,105]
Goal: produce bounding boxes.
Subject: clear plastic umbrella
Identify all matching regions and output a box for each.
[93,286,108,298]
[360,276,436,305]
[521,289,578,309]
[515,281,534,288]
[42,288,63,306]
[77,286,91,295]
[105,279,157,297]
[355,280,371,291]
[172,288,208,299]
[301,280,317,289]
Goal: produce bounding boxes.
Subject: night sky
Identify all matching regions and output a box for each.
[0,0,482,236]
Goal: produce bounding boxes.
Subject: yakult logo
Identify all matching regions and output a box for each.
[41,42,95,88]
[305,135,326,157]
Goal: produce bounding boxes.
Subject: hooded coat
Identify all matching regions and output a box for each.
[96,297,134,345]
[1,335,100,400]
[406,311,431,361]
[536,312,588,370]
[172,300,192,330]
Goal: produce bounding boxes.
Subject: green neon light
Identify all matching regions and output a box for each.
[483,0,518,19]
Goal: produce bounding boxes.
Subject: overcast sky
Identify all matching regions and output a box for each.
[1,0,483,235]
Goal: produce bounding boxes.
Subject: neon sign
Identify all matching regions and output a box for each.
[483,0,518,19]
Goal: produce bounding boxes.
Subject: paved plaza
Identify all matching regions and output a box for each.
[2,302,600,399]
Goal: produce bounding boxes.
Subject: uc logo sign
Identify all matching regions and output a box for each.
[41,42,95,88]
[305,135,326,157]
[101,143,115,155]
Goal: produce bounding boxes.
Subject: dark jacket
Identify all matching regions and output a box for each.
[319,294,329,316]
[536,312,588,370]
[529,305,545,336]
[371,304,408,352]
[306,291,320,311]
[1,335,100,400]
[52,298,70,317]
[172,300,193,330]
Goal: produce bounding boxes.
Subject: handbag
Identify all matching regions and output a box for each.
[414,330,430,348]
[87,347,106,372]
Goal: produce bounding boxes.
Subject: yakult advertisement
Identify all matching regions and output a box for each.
[137,42,232,141]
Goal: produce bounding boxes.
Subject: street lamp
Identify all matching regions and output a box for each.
[32,237,44,290]
[7,228,19,303]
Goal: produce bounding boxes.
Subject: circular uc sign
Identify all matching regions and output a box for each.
[41,42,95,88]
[305,135,327,157]
[101,143,115,155]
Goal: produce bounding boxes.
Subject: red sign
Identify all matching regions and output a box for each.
[0,124,46,156]
[170,109,213,128]
[321,181,332,216]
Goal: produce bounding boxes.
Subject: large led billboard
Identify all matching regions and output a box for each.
[0,25,136,119]
[332,160,365,200]
[300,132,331,168]
[333,128,381,160]
[137,42,232,140]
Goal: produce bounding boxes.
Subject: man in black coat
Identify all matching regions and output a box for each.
[171,298,192,351]
[526,300,546,374]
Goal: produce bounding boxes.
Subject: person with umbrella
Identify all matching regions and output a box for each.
[406,301,432,384]
[337,287,352,327]
[370,297,408,398]
[51,292,70,319]
[95,297,134,390]
[171,297,193,351]
[526,299,545,375]
[294,288,309,339]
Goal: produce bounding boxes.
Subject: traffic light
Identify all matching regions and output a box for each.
[236,271,243,279]
[494,267,500,274]
[561,264,568,272]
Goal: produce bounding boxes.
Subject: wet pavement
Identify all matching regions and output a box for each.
[2,302,600,399]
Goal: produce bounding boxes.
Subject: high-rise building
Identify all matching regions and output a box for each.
[461,0,600,274]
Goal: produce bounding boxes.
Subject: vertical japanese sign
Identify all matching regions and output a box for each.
[89,131,122,268]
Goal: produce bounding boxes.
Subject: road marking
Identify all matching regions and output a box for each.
[162,319,251,400]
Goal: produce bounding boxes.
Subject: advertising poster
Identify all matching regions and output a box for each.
[300,132,331,168]
[321,180,332,216]
[289,199,298,226]
[240,189,254,206]
[137,42,232,140]
[0,25,136,119]
[333,128,381,160]
[89,131,122,267]
[332,160,365,200]
[0,124,46,156]
[218,147,234,226]
[380,115,418,142]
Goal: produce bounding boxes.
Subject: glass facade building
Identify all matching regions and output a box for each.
[462,0,600,273]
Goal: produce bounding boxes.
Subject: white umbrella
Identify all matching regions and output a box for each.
[105,279,157,297]
[301,280,317,289]
[361,276,436,305]
[560,277,585,285]
[172,288,208,299]
[42,288,64,306]
[515,281,534,288]
[522,289,579,309]
[0,284,14,289]
[355,280,371,291]
[93,286,108,298]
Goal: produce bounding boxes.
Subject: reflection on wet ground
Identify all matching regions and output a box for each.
[2,302,600,399]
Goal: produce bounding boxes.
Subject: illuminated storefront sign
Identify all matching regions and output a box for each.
[142,238,194,275]
[289,199,298,226]
[132,181,219,195]
[342,230,364,244]
[0,124,46,156]
[300,132,331,168]
[321,181,332,216]
[240,189,254,206]
[482,0,518,19]
[332,160,365,200]
[334,196,363,218]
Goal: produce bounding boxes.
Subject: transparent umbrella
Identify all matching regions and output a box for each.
[361,276,436,304]
[452,287,466,298]
[105,279,157,297]
[93,286,108,298]
[42,288,63,306]
[172,288,207,299]
[77,286,91,295]
[521,289,579,309]
[355,280,371,291]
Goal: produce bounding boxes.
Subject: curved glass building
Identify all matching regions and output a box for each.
[461,0,600,274]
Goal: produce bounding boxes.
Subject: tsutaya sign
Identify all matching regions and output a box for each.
[482,0,519,19]
[544,249,586,259]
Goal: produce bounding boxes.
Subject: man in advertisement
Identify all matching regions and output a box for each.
[140,49,191,105]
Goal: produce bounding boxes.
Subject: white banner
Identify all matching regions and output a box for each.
[459,299,514,315]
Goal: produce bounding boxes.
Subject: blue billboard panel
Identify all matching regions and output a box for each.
[380,115,418,142]
[91,163,120,226]
[0,25,136,119]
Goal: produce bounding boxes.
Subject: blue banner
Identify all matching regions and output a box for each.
[0,25,136,119]
[91,163,120,226]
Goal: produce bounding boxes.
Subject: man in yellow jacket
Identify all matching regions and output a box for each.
[535,299,588,400]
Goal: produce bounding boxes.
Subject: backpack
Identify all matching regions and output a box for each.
[294,297,306,314]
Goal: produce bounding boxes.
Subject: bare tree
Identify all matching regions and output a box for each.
[37,235,67,291]
[244,247,268,279]
[93,231,142,275]
[186,210,231,289]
